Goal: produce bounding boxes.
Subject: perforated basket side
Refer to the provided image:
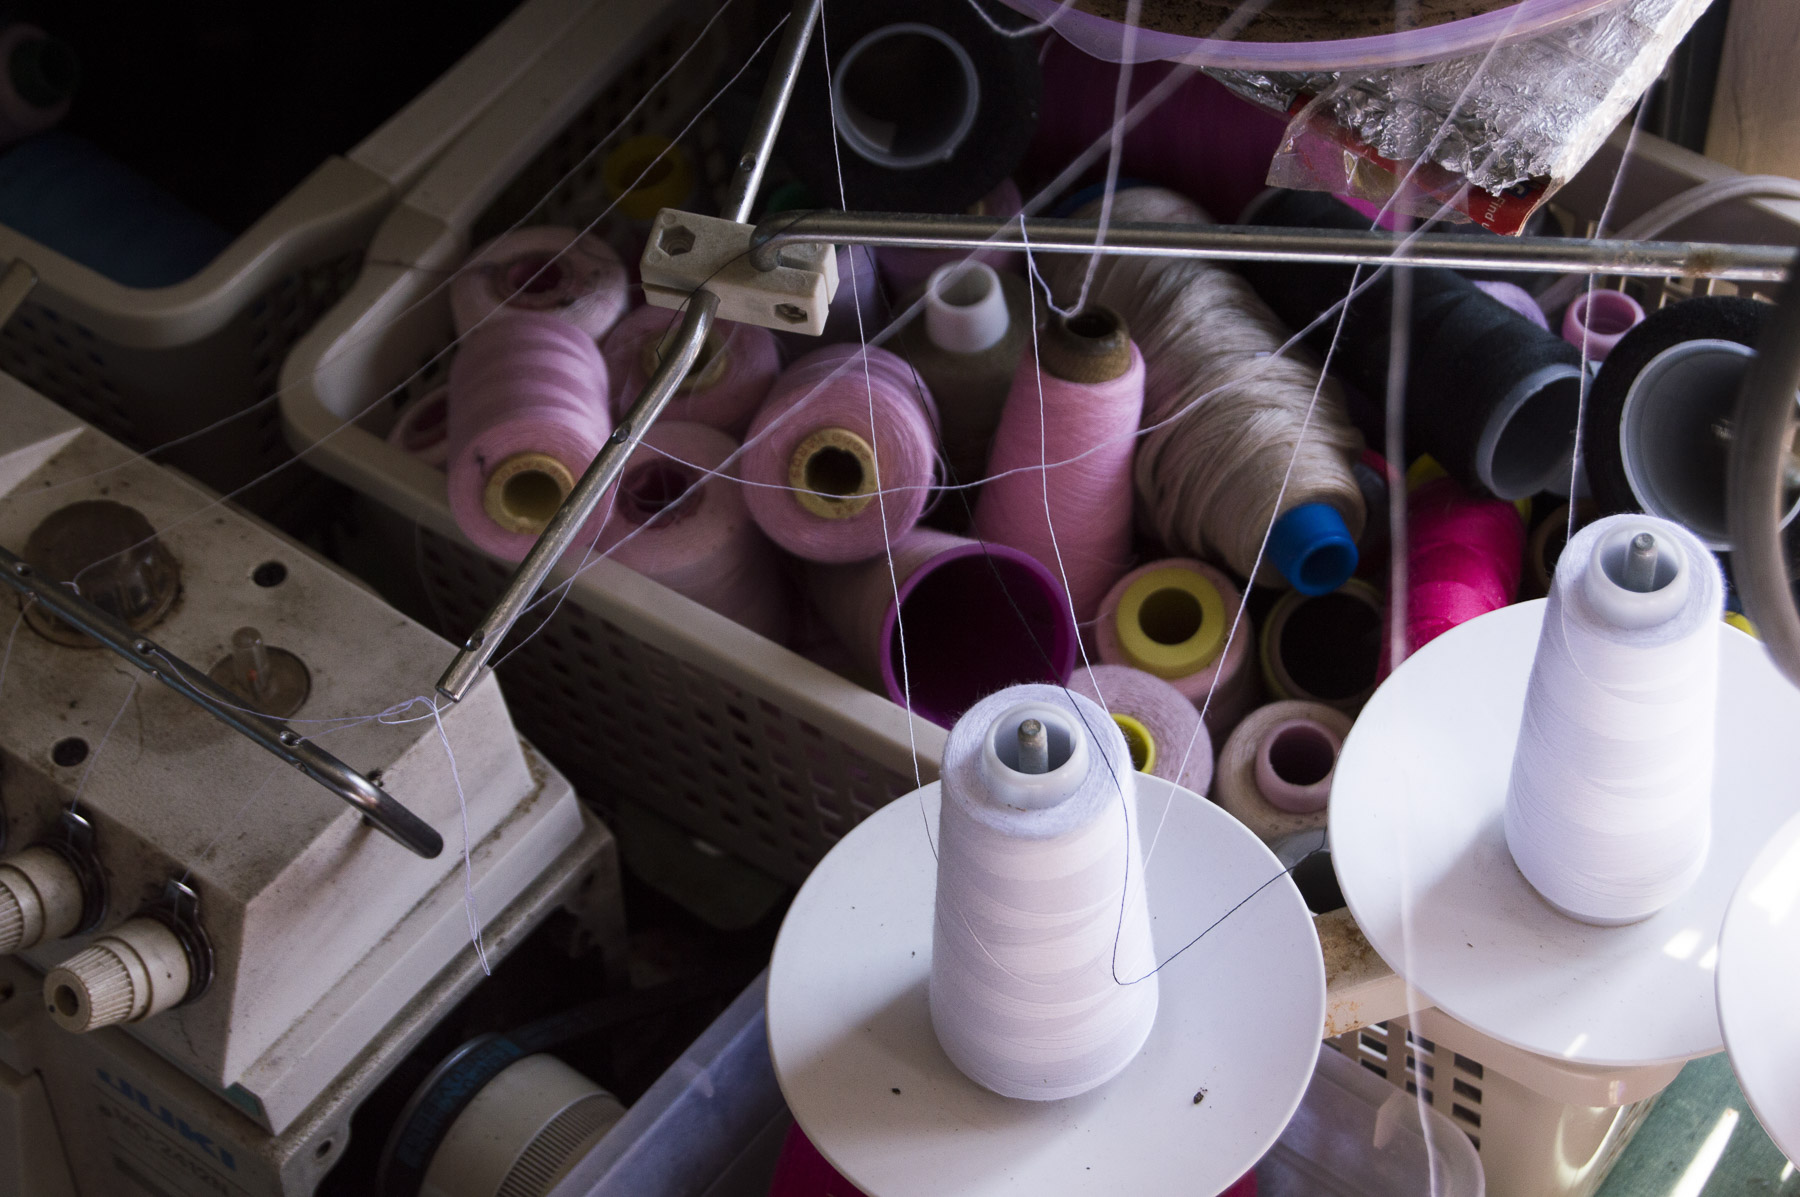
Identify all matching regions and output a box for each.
[0,249,362,510]
[1325,1015,1666,1197]
[414,531,919,885]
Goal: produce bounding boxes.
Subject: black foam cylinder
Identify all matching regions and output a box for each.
[779,0,1041,215]
[1237,189,1585,501]
[1586,295,1773,549]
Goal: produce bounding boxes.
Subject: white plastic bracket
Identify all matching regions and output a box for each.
[640,208,838,336]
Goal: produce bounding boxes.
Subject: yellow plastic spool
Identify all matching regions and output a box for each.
[1112,567,1226,680]
[1113,713,1155,775]
[1725,611,1759,639]
[603,134,696,223]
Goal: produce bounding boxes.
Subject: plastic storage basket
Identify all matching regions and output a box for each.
[1326,1007,1681,1197]
[282,0,940,889]
[281,7,1800,888]
[0,0,609,509]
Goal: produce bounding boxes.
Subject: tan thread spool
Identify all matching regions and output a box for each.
[1214,700,1353,846]
[789,428,879,519]
[1040,304,1134,384]
[1524,500,1597,599]
[1260,578,1384,716]
[483,452,576,535]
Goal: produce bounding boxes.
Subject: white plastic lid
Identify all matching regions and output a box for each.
[979,701,1090,811]
[924,262,1010,355]
[1583,520,1689,629]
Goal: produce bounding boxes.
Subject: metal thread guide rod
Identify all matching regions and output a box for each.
[0,256,441,859]
[436,0,824,702]
[746,211,1793,284]
[1017,719,1049,775]
[0,543,444,859]
[1623,532,1659,592]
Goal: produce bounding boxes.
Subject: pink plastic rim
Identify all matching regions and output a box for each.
[1255,719,1342,814]
[879,543,1078,728]
[1004,0,1627,71]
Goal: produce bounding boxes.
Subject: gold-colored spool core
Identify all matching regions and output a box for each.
[484,452,576,535]
[1113,713,1156,774]
[1039,304,1132,384]
[602,134,695,223]
[790,427,878,519]
[640,327,728,395]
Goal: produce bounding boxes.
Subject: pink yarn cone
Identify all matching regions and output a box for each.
[1387,475,1524,671]
[809,527,1077,728]
[1067,663,1214,797]
[387,385,450,469]
[1027,37,1287,223]
[877,178,1023,295]
[445,312,611,563]
[1096,558,1262,750]
[587,421,789,644]
[600,303,781,435]
[741,343,939,564]
[973,308,1143,626]
[769,1124,869,1197]
[451,226,629,338]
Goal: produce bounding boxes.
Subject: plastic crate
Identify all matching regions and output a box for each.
[1325,1007,1681,1197]
[0,0,611,510]
[546,975,790,1197]
[281,44,1800,888]
[281,0,939,889]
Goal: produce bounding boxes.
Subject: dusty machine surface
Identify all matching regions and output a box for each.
[0,375,621,1197]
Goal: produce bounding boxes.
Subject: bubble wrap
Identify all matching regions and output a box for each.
[1213,0,1713,194]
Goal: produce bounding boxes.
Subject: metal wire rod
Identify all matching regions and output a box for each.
[436,0,824,703]
[0,544,444,858]
[747,211,1792,283]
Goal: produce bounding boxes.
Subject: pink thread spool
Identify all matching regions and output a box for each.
[387,386,450,469]
[445,312,611,563]
[810,527,1077,727]
[973,305,1142,625]
[769,1124,869,1197]
[742,344,939,564]
[1096,558,1260,750]
[1067,663,1213,796]
[1393,474,1524,667]
[1027,37,1286,223]
[1474,279,1550,330]
[451,226,629,339]
[1214,700,1352,847]
[600,304,781,435]
[877,178,1022,295]
[590,421,789,644]
[0,26,74,146]
[1562,288,1646,362]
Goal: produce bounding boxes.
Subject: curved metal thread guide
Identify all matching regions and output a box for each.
[0,258,440,859]
[0,546,443,858]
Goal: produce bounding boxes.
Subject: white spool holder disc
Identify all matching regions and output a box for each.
[1717,808,1800,1163]
[767,774,1325,1197]
[1331,600,1800,1068]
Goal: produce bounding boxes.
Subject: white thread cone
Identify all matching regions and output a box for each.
[930,684,1158,1100]
[1504,514,1722,925]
